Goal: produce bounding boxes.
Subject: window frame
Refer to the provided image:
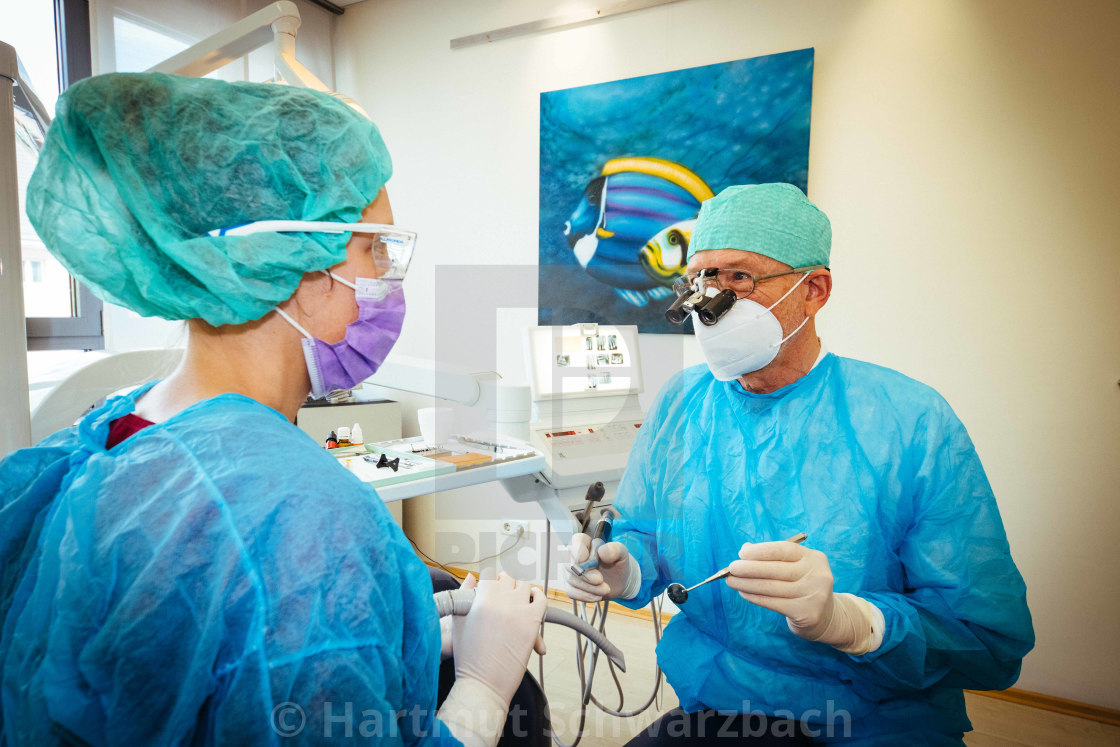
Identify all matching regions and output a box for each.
[24,0,103,352]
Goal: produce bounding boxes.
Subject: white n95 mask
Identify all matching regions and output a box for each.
[693,272,812,381]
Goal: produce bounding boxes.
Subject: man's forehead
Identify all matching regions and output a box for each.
[687,249,790,272]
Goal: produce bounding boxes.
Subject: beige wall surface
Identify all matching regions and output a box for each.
[334,0,1120,708]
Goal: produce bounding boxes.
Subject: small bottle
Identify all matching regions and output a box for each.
[325,430,338,449]
[351,423,364,445]
[337,426,352,448]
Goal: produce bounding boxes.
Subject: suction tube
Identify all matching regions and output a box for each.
[433,588,627,672]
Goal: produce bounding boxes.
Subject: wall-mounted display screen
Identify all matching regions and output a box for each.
[525,324,643,401]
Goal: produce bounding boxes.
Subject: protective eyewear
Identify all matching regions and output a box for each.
[671,264,827,298]
[209,220,416,280]
[665,264,827,327]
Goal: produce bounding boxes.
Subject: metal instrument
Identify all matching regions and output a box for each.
[665,532,808,604]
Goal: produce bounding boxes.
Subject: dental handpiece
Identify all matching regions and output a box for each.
[666,532,808,605]
[432,587,627,672]
[574,481,606,533]
[568,508,614,578]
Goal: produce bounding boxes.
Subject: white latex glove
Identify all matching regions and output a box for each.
[564,533,641,602]
[441,574,478,659]
[451,569,549,704]
[725,541,882,656]
[441,573,547,660]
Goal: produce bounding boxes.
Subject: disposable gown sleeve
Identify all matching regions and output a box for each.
[23,424,460,746]
[0,438,76,621]
[223,479,462,746]
[841,400,1035,699]
[609,380,678,610]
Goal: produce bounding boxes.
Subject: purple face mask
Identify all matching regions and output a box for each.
[276,275,405,399]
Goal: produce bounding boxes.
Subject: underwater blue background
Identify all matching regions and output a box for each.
[539,48,814,333]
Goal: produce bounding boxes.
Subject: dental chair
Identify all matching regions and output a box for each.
[29,348,183,445]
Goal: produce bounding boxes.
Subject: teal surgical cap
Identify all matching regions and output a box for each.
[687,183,831,268]
[26,72,393,326]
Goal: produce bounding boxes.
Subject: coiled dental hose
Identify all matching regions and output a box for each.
[432,587,627,673]
[432,508,664,747]
[538,519,666,747]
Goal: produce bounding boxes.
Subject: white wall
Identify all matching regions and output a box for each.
[334,0,1120,708]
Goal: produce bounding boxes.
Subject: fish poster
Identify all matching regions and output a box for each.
[538,48,814,333]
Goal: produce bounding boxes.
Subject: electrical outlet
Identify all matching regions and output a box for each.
[500,519,527,537]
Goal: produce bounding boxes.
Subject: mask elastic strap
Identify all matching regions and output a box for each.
[772,314,812,348]
[758,270,813,318]
[275,308,315,340]
[323,270,358,291]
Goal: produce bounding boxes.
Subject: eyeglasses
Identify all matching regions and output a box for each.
[209,220,416,280]
[672,264,827,298]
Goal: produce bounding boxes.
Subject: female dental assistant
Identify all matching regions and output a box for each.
[0,73,544,746]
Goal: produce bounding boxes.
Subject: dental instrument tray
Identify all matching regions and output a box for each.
[335,435,545,497]
[337,447,455,488]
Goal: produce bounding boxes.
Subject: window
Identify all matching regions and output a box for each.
[7,0,104,350]
[111,14,190,73]
[7,0,337,355]
[23,259,42,284]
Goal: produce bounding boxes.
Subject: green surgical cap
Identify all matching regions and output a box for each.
[26,73,393,325]
[687,183,831,268]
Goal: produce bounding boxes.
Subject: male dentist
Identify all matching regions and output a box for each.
[566,183,1034,745]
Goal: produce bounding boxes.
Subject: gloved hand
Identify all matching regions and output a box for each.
[564,534,641,603]
[725,541,881,655]
[441,573,477,659]
[442,573,547,660]
[451,569,549,704]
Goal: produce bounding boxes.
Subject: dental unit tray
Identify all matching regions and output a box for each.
[336,435,547,502]
[433,587,626,672]
[338,447,456,488]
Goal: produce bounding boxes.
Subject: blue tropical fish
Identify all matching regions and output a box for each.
[564,157,712,306]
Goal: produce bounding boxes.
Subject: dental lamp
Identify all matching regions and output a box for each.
[146,1,332,95]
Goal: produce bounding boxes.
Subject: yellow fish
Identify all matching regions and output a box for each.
[639,219,695,287]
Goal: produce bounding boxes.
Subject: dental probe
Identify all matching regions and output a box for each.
[665,532,808,605]
[432,587,627,672]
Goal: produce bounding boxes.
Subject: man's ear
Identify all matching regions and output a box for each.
[805,270,832,314]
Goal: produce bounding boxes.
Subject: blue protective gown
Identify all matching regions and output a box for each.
[0,384,460,746]
[613,355,1034,745]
